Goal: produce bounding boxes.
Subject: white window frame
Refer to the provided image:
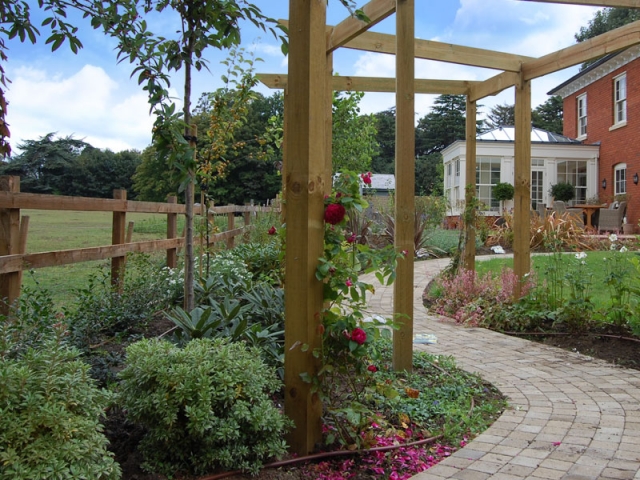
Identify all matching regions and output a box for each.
[615,163,627,196]
[577,93,587,138]
[475,156,501,212]
[454,159,460,186]
[613,73,627,126]
[446,163,452,188]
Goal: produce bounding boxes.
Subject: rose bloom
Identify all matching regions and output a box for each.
[268,226,276,235]
[367,365,378,373]
[346,233,356,243]
[324,203,346,225]
[361,172,372,185]
[350,327,367,345]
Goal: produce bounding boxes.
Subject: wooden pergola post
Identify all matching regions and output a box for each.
[283,0,327,456]
[513,74,532,295]
[392,0,415,372]
[463,97,477,272]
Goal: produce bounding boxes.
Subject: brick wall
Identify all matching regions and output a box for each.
[563,60,640,226]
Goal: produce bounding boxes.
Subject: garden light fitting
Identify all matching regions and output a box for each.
[602,179,607,189]
[634,173,639,185]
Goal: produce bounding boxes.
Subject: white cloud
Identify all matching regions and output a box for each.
[7,64,154,152]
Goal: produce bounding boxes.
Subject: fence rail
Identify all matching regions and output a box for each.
[0,176,280,313]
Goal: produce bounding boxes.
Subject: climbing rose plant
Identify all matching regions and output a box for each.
[308,170,402,447]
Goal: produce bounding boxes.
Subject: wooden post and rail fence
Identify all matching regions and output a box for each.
[0,176,280,315]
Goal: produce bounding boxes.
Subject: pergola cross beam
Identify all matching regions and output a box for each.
[327,0,396,53]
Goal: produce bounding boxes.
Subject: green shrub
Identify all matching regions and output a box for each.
[117,338,291,476]
[493,182,515,202]
[549,182,575,202]
[230,241,283,284]
[0,330,120,480]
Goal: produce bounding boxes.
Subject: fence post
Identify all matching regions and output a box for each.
[243,200,252,243]
[0,176,21,314]
[227,211,235,250]
[167,196,178,269]
[111,189,127,292]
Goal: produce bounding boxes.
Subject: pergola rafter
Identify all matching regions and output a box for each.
[275,0,638,455]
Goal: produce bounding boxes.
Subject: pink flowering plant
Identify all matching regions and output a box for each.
[302,171,403,447]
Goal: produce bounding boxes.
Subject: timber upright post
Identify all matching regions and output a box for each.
[284,0,327,455]
[513,74,532,297]
[463,98,477,272]
[111,189,127,293]
[0,176,21,315]
[393,0,415,372]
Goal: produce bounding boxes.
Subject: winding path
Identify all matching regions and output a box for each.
[362,258,640,480]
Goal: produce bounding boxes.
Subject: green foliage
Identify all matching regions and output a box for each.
[532,96,564,135]
[117,338,290,476]
[482,103,515,130]
[371,108,396,174]
[0,328,120,480]
[550,182,575,202]
[575,8,640,68]
[416,95,482,156]
[493,182,514,202]
[0,134,141,198]
[367,341,507,443]
[416,153,444,196]
[132,145,182,202]
[332,90,379,173]
[230,240,284,284]
[0,284,59,359]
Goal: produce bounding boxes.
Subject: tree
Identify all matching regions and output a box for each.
[415,94,480,157]
[0,133,88,194]
[415,153,443,196]
[331,91,378,173]
[0,0,91,157]
[133,146,182,202]
[100,1,286,311]
[532,96,563,135]
[483,103,515,131]
[575,8,640,69]
[371,108,395,174]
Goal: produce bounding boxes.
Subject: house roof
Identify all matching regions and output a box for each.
[477,126,582,144]
[367,174,395,190]
[548,45,640,98]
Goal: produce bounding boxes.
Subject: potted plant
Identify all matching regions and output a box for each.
[549,182,575,204]
[493,182,515,214]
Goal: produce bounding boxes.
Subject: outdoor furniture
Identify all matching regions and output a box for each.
[598,201,627,233]
[552,201,566,214]
[573,204,603,229]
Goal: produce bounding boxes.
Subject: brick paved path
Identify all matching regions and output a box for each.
[362,258,640,480]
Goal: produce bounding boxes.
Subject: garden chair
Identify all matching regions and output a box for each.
[598,201,626,233]
[552,201,566,214]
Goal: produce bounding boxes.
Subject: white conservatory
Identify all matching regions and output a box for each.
[442,126,600,218]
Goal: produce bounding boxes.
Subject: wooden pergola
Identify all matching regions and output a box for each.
[261,0,640,455]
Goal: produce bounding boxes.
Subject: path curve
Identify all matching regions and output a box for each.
[362,258,640,480]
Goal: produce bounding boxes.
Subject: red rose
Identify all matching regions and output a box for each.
[367,365,378,373]
[346,233,356,243]
[268,226,276,235]
[350,327,367,345]
[324,203,346,225]
[361,172,372,185]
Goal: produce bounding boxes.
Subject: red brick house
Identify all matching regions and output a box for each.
[550,45,640,229]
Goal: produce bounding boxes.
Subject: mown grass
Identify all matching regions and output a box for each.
[21,210,178,305]
[475,251,637,307]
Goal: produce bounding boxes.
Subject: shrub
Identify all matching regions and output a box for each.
[117,338,290,476]
[0,329,120,480]
[550,182,575,202]
[493,182,514,202]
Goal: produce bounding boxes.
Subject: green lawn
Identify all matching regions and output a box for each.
[475,251,637,307]
[20,210,175,305]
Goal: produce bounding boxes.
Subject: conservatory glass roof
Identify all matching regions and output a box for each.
[477,126,581,144]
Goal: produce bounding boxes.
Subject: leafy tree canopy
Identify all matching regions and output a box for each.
[532,96,563,135]
[575,8,640,69]
[332,91,378,174]
[371,108,396,175]
[0,133,140,197]
[483,103,515,131]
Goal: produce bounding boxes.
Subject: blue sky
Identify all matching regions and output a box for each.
[3,1,601,153]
